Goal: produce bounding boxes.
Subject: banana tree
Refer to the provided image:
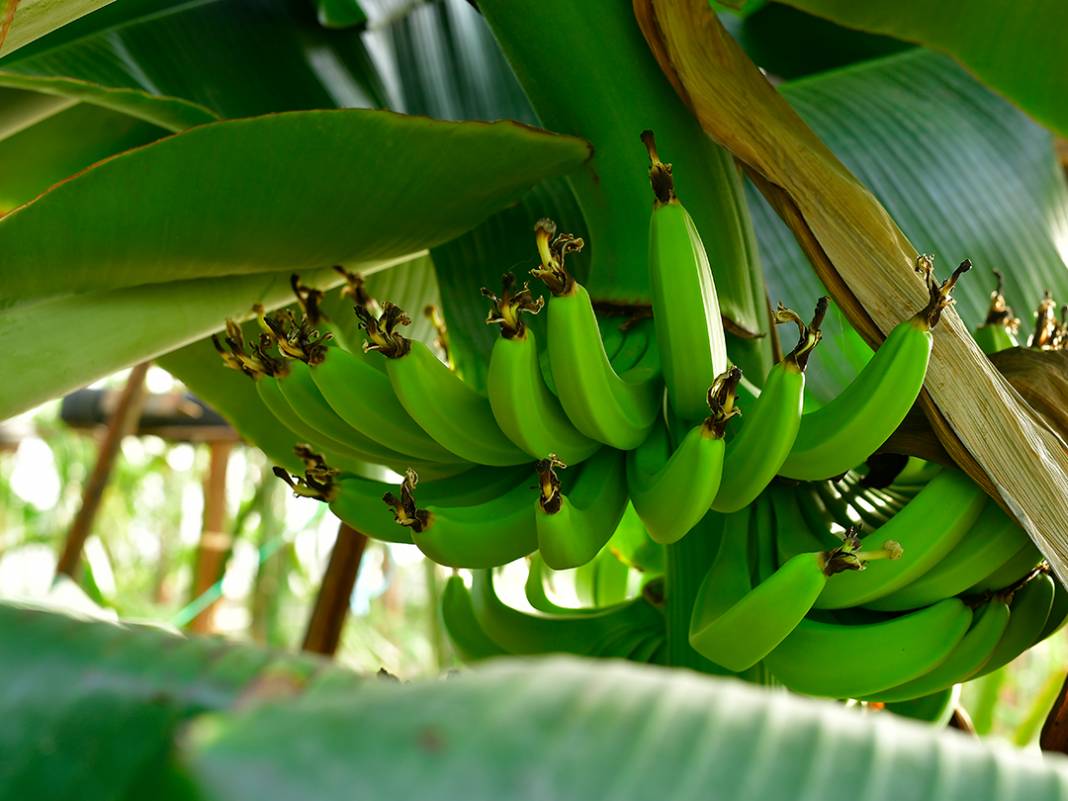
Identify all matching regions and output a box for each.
[4,0,1068,797]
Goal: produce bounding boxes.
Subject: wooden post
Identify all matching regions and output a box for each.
[55,362,150,580]
[301,522,368,656]
[187,440,234,634]
[1041,672,1068,753]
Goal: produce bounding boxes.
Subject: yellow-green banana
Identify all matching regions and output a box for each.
[483,273,599,464]
[532,219,661,449]
[816,469,986,609]
[866,500,1031,612]
[383,467,538,568]
[711,301,825,513]
[779,257,970,480]
[359,303,530,466]
[535,448,629,570]
[643,131,728,424]
[764,598,972,699]
[627,372,735,545]
[866,599,1011,703]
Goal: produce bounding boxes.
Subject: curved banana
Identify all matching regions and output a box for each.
[310,345,463,464]
[972,571,1055,679]
[1038,578,1068,643]
[866,500,1031,611]
[469,568,663,657]
[968,540,1044,593]
[691,511,885,672]
[643,131,728,424]
[779,257,970,480]
[483,273,600,464]
[627,373,736,545]
[532,219,661,450]
[441,574,508,662]
[524,553,587,615]
[883,686,958,726]
[815,469,986,609]
[867,599,1011,703]
[764,598,973,699]
[711,300,825,513]
[383,468,538,568]
[771,484,838,564]
[535,448,629,570]
[359,302,530,466]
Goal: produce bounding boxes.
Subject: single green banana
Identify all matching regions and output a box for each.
[972,571,1055,679]
[643,131,728,424]
[866,500,1031,611]
[691,515,882,672]
[883,686,958,726]
[627,375,733,545]
[764,598,973,699]
[359,303,530,466]
[535,448,629,570]
[816,469,985,609]
[867,599,1011,703]
[574,541,632,607]
[779,257,970,480]
[973,269,1020,355]
[1038,577,1068,643]
[469,568,663,657]
[483,273,600,464]
[967,540,1044,593]
[441,575,508,663]
[532,220,661,450]
[524,553,587,615]
[383,467,538,568]
[310,345,463,464]
[712,301,825,513]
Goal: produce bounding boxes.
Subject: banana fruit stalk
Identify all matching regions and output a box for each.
[780,257,970,480]
[532,220,662,450]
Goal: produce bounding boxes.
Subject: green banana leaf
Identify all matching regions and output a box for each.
[0,95,165,211]
[0,0,386,131]
[0,109,590,419]
[7,602,1068,801]
[315,0,368,29]
[0,0,115,58]
[157,256,442,474]
[753,49,1068,402]
[772,0,1068,138]
[0,602,357,801]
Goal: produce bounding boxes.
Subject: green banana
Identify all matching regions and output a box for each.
[1038,577,1068,643]
[483,273,600,464]
[968,540,1044,593]
[441,574,508,662]
[816,469,986,609]
[691,512,883,672]
[779,257,970,480]
[359,302,530,466]
[627,373,734,545]
[973,269,1020,355]
[535,448,629,570]
[383,467,538,568]
[771,484,838,564]
[766,599,973,699]
[866,500,1031,611]
[524,553,587,615]
[469,568,663,657]
[643,130,728,424]
[883,686,958,726]
[972,571,1055,679]
[532,219,661,450]
[712,300,825,513]
[867,599,1011,703]
[310,345,463,464]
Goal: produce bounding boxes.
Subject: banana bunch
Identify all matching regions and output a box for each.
[208,129,1064,711]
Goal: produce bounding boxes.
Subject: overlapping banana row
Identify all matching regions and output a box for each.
[210,132,1062,705]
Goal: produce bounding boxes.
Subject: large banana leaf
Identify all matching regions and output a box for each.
[6,602,1068,801]
[0,0,386,130]
[772,0,1068,138]
[0,0,115,58]
[753,49,1068,402]
[0,109,590,418]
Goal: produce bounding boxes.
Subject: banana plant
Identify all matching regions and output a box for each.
[4,0,1068,796]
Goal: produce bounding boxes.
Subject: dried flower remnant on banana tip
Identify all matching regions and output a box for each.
[483,272,544,339]
[383,468,431,532]
[530,218,584,296]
